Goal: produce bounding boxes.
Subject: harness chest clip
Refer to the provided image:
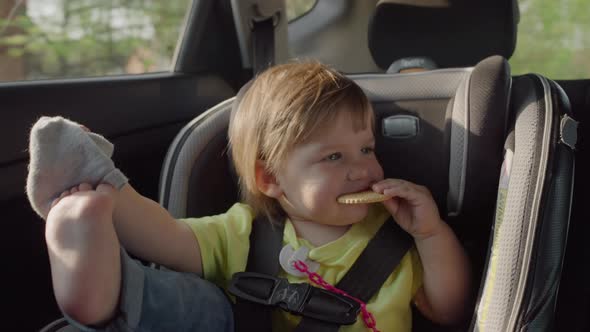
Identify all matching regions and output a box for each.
[229,272,360,325]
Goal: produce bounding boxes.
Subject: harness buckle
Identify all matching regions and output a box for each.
[229,272,360,325]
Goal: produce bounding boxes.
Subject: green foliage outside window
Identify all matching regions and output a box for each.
[1,0,589,82]
[286,0,316,22]
[0,0,190,82]
[510,0,590,79]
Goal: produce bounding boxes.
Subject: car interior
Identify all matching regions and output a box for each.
[1,0,588,331]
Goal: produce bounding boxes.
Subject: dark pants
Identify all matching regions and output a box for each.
[64,249,234,331]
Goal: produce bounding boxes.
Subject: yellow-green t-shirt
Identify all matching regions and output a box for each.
[181,203,423,332]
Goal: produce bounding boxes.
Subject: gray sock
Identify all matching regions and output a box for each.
[26,116,128,219]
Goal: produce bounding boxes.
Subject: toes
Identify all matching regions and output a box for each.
[47,183,115,218]
[50,190,71,209]
[50,197,61,209]
[78,183,93,191]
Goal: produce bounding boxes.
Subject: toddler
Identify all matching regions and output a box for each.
[29,61,470,331]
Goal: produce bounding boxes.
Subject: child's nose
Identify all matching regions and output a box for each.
[347,165,369,181]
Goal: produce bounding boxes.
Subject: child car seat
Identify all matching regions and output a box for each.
[157,55,576,331]
[40,55,576,332]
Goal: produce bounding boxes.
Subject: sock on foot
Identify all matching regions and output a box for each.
[26,116,128,219]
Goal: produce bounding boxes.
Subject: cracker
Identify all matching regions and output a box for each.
[337,190,389,204]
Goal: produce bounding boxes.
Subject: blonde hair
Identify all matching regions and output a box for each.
[228,61,373,219]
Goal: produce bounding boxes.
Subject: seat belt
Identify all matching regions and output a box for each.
[231,215,413,331]
[251,16,275,74]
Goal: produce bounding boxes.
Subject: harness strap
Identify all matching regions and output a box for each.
[233,215,285,332]
[294,217,413,332]
[234,215,413,332]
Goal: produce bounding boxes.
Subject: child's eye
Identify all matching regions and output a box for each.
[361,146,375,154]
[325,152,342,161]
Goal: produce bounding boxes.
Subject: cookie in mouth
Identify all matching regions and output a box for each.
[337,190,389,204]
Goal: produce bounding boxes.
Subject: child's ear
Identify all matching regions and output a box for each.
[255,160,283,198]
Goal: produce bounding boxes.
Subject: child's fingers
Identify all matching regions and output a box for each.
[372,178,412,192]
[383,186,421,203]
[373,179,431,200]
[373,178,412,193]
[381,196,400,215]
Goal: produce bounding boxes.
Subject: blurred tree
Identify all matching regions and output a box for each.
[0,1,26,80]
[0,0,190,81]
[286,0,316,22]
[510,0,590,79]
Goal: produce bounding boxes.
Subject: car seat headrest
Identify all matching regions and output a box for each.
[162,56,510,223]
[368,0,518,70]
[353,55,510,220]
[387,56,437,73]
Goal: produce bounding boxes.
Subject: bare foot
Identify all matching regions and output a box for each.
[45,182,121,325]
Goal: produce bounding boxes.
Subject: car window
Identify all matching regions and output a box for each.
[0,0,192,82]
[509,0,590,80]
[286,0,316,22]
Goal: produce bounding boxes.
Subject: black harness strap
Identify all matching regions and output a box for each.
[233,215,285,332]
[294,217,413,332]
[233,215,413,332]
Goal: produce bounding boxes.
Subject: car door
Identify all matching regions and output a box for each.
[0,1,243,329]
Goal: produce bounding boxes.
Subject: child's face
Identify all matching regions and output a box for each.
[275,108,384,226]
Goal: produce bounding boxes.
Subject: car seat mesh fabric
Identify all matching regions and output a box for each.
[159,98,237,218]
[459,57,511,221]
[474,75,549,331]
[473,74,574,331]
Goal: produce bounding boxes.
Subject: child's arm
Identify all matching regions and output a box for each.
[412,222,471,324]
[372,179,471,325]
[112,184,204,276]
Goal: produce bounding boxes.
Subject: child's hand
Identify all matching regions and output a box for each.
[372,179,444,240]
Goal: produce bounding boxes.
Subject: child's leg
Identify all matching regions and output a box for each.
[62,248,234,332]
[45,183,121,326]
[44,186,232,331]
[48,185,234,331]
[116,251,234,331]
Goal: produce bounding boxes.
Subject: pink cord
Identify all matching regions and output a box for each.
[293,260,379,332]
